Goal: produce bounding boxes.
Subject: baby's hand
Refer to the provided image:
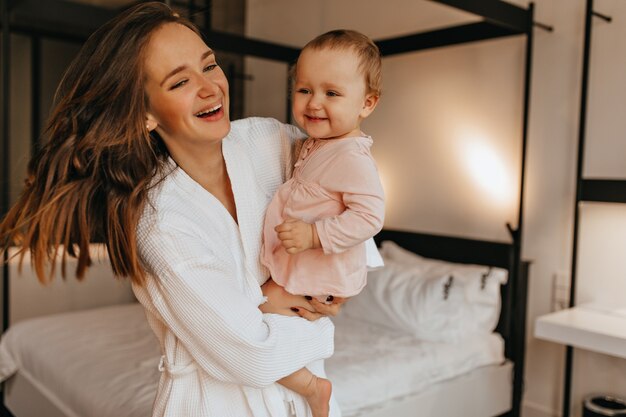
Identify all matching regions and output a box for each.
[275,218,319,254]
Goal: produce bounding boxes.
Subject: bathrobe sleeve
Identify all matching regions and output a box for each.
[315,145,385,254]
[138,209,335,389]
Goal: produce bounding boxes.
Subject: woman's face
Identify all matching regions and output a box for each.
[144,23,230,151]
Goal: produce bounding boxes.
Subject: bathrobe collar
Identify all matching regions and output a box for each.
[161,136,269,298]
[221,136,269,289]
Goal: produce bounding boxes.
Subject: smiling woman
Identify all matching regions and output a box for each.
[144,24,231,152]
[0,2,342,417]
[142,22,237,218]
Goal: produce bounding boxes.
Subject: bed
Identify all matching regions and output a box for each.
[0,230,528,417]
[1,1,534,416]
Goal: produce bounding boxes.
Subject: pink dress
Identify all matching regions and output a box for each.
[261,135,385,298]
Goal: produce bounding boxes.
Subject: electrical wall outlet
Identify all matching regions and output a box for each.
[551,271,570,311]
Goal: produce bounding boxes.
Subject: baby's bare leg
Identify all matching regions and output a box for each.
[259,280,331,416]
[279,368,332,417]
[260,278,312,316]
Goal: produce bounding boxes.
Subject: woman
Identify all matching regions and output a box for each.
[0,3,342,416]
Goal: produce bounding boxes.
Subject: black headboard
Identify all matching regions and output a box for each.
[375,229,514,269]
[374,228,529,417]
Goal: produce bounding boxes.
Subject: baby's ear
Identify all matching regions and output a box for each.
[360,93,380,119]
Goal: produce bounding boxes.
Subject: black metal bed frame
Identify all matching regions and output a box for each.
[0,1,543,416]
[375,228,529,417]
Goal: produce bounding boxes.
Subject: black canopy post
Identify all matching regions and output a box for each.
[2,0,12,336]
[562,0,604,415]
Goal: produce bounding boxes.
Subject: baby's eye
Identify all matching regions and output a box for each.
[170,79,188,90]
[296,88,311,94]
[326,91,339,97]
[203,64,218,72]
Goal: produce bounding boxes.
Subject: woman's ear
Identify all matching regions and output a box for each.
[359,93,380,119]
[145,114,158,132]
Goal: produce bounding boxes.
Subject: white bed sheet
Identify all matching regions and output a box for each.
[1,303,161,417]
[328,314,505,416]
[1,303,504,417]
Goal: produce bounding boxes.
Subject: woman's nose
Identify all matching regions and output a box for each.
[198,76,219,98]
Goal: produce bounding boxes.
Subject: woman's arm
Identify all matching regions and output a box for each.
[137,212,334,388]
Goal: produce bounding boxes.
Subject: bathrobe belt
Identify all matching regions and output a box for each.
[158,355,197,378]
[157,356,300,416]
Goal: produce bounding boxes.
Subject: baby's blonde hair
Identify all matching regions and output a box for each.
[299,29,382,96]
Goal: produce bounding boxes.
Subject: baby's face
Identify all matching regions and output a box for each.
[292,47,375,140]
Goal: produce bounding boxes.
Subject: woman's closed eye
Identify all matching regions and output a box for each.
[170,79,188,90]
[169,64,218,90]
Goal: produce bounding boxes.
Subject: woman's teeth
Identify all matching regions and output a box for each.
[195,104,222,118]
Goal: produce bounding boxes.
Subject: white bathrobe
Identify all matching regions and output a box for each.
[133,118,340,417]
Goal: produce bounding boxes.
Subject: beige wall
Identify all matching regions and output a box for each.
[245,1,626,416]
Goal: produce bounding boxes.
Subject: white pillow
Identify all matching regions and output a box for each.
[379,240,507,304]
[342,241,508,342]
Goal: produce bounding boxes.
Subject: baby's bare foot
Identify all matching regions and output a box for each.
[304,375,332,417]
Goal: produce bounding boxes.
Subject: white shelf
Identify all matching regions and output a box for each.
[535,305,626,359]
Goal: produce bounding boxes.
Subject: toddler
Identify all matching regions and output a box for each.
[259,29,385,417]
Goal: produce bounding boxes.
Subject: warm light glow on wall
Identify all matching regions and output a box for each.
[460,135,514,207]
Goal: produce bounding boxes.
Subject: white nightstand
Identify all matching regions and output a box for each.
[535,304,626,359]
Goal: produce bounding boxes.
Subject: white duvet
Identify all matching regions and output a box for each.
[328,314,504,416]
[0,304,161,417]
[0,303,504,417]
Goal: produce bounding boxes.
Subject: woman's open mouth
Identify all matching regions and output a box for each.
[195,104,223,118]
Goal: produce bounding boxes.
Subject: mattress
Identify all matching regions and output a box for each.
[1,303,504,417]
[328,314,505,416]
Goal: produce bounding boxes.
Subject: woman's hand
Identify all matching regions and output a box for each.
[293,297,347,321]
[260,278,348,321]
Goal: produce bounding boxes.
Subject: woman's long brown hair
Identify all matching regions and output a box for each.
[0,3,199,285]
